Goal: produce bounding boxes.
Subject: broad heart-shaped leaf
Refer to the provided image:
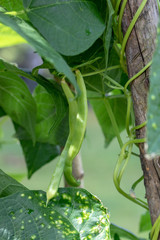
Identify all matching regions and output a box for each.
[0,12,79,94]
[147,20,160,155]
[13,82,69,178]
[34,84,69,146]
[0,71,36,141]
[0,23,26,47]
[0,188,110,239]
[139,211,152,233]
[23,0,105,56]
[0,169,27,198]
[90,95,127,146]
[20,139,60,178]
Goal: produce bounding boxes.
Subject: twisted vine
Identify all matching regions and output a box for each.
[109,0,150,211]
[113,0,160,238]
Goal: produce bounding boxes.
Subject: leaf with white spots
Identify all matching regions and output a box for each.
[50,188,110,240]
[147,21,160,155]
[0,169,27,198]
[0,186,110,239]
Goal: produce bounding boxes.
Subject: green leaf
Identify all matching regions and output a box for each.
[139,211,152,233]
[0,23,26,47]
[13,121,61,178]
[0,169,27,198]
[0,0,24,12]
[0,187,110,239]
[13,83,69,177]
[110,223,144,240]
[20,140,60,178]
[147,20,160,155]
[90,95,127,146]
[0,12,79,93]
[0,71,36,141]
[23,0,105,56]
[34,85,69,146]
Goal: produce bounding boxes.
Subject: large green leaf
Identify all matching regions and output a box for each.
[0,71,36,141]
[13,122,61,179]
[20,140,60,178]
[147,20,160,155]
[90,95,127,146]
[139,211,152,233]
[23,0,105,56]
[0,169,27,198]
[13,82,69,177]
[34,85,69,146]
[0,186,110,239]
[0,23,26,47]
[0,12,79,93]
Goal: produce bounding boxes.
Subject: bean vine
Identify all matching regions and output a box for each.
[46,70,87,204]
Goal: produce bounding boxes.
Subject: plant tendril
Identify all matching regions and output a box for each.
[112,0,150,211]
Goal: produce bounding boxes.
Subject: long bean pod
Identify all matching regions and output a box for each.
[64,70,88,186]
[46,79,78,203]
[46,70,88,202]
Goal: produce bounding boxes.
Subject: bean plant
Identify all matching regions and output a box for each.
[0,0,160,239]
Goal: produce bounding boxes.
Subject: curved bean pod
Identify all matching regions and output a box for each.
[64,70,88,186]
[46,79,78,203]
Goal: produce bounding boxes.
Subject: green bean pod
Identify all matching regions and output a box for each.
[46,71,88,203]
[46,79,78,203]
[64,70,88,186]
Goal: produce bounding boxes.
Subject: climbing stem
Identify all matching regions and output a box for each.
[104,98,123,149]
[117,142,133,183]
[113,138,148,209]
[104,75,124,89]
[115,0,122,15]
[72,57,101,70]
[150,215,160,240]
[126,94,132,136]
[131,175,144,191]
[120,0,148,69]
[118,0,127,43]
[124,61,152,92]
[82,65,120,77]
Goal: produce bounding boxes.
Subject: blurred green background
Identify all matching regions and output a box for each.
[0,45,149,239]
